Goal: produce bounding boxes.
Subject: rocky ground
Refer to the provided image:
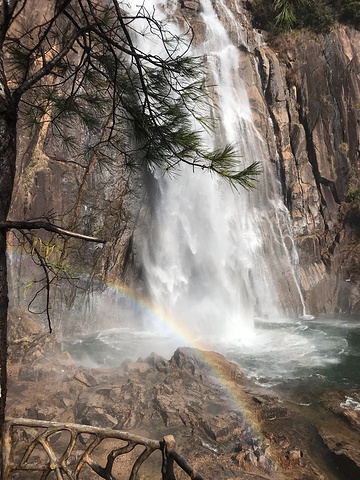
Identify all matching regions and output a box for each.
[6,309,360,479]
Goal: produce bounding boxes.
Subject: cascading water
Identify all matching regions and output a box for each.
[140,0,305,342]
[64,0,360,393]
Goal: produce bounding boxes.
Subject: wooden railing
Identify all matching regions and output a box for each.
[2,418,204,479]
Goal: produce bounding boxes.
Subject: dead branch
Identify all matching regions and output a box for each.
[0,220,106,243]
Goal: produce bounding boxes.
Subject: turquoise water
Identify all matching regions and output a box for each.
[63,315,360,391]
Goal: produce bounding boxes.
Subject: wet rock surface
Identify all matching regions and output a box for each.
[321,389,360,431]
[209,2,360,315]
[7,312,360,479]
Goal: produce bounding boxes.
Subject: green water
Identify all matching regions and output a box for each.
[222,315,360,392]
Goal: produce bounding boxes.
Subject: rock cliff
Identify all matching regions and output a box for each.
[256,25,360,314]
[9,0,360,320]
[174,0,360,314]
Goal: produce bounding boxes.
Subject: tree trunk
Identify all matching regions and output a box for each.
[0,53,17,477]
[0,122,16,478]
[0,227,9,426]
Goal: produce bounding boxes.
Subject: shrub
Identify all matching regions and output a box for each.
[250,0,359,34]
[345,189,360,238]
[296,0,337,33]
[340,1,360,28]
[251,0,276,31]
[346,189,360,208]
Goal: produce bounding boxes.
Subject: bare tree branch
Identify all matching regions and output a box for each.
[18,229,53,332]
[0,220,106,243]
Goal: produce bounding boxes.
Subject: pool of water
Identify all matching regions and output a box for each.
[63,315,360,391]
[223,316,360,390]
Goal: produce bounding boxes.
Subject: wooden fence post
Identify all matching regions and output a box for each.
[161,435,176,480]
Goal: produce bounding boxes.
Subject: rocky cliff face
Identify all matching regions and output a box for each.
[9,115,147,331]
[9,0,360,321]
[179,0,360,314]
[257,26,360,314]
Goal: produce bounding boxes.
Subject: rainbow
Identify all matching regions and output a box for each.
[104,281,211,350]
[7,250,280,474]
[96,280,280,474]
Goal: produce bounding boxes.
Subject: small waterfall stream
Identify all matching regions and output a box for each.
[140,0,305,341]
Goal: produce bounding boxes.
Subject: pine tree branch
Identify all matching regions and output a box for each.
[0,0,21,44]
[12,25,89,102]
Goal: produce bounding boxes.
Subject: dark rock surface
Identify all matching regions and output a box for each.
[7,311,360,479]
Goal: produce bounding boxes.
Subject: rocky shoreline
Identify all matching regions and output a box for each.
[7,310,360,479]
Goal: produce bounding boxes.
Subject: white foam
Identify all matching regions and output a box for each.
[341,396,360,411]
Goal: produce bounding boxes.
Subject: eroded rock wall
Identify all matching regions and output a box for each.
[6,1,152,334]
[256,26,360,314]
[9,113,147,332]
[7,17,146,333]
[179,0,360,314]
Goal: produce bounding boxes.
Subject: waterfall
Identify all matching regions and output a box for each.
[61,2,359,390]
[135,0,306,342]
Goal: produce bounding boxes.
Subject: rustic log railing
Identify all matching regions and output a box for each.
[2,418,204,479]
